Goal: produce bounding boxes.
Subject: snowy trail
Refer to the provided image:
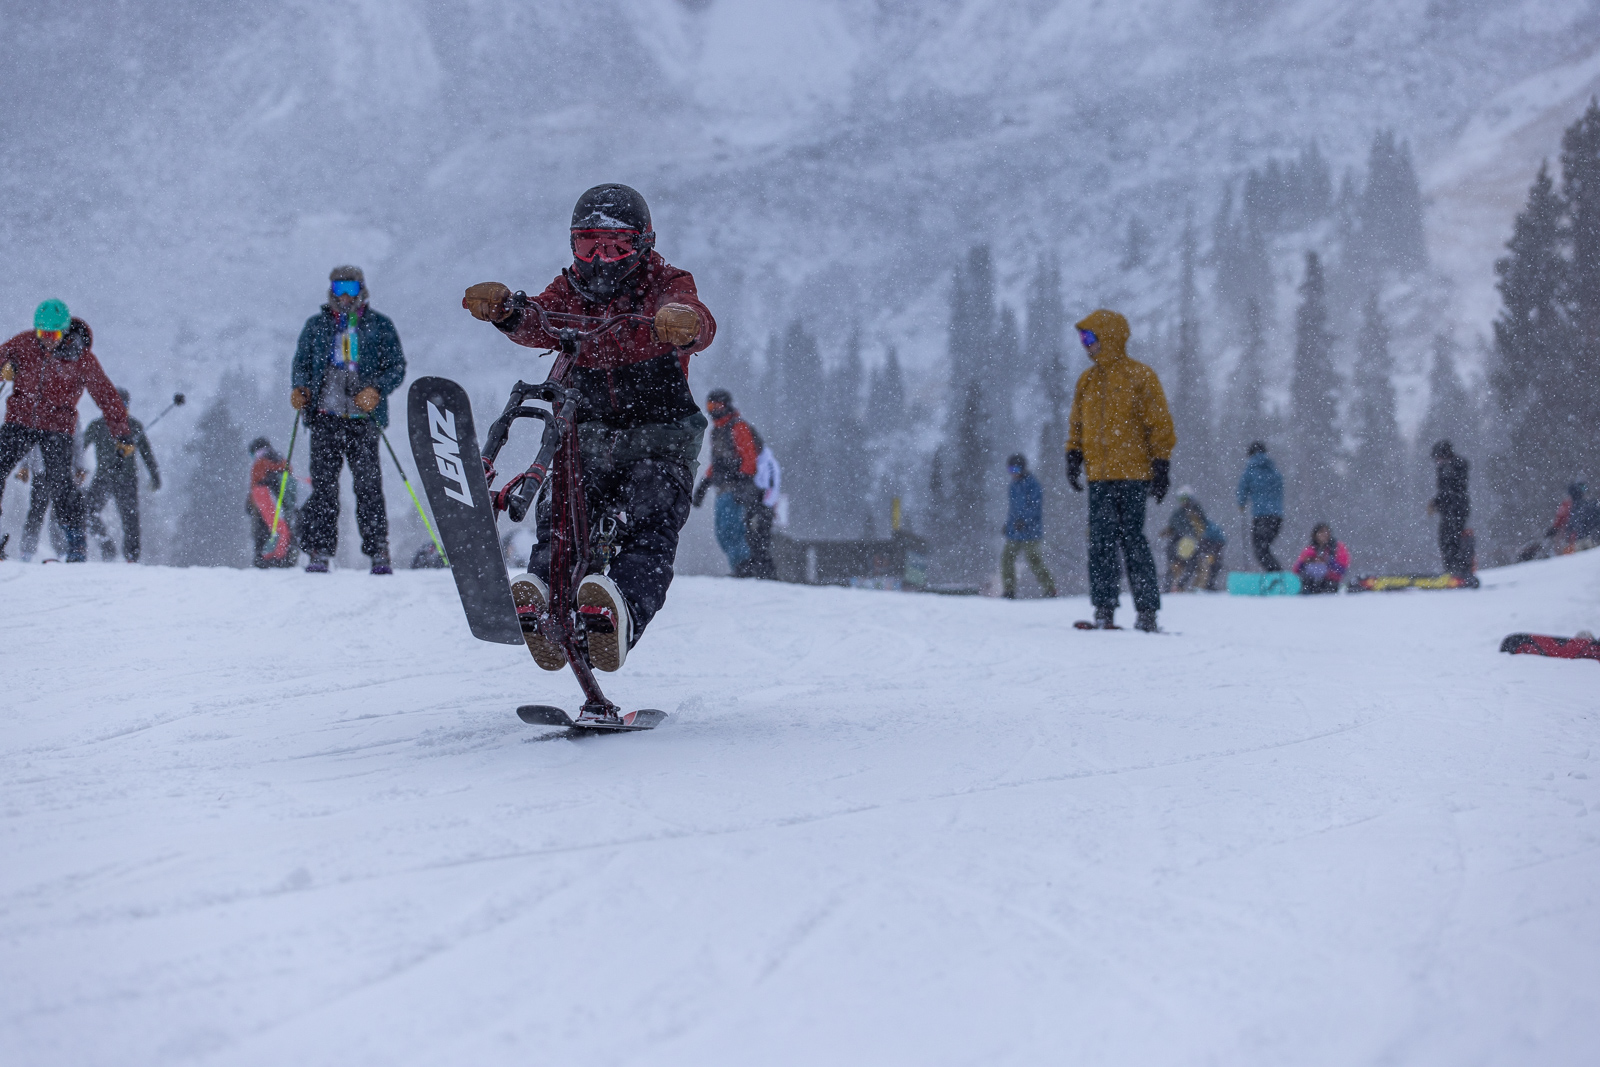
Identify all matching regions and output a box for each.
[1,555,1597,1065]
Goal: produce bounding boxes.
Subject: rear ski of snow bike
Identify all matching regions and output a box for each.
[472,299,672,732]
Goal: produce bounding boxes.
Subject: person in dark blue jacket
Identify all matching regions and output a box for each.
[1001,453,1057,599]
[1235,440,1284,571]
[289,265,406,573]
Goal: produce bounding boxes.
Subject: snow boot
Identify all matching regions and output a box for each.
[369,548,393,576]
[99,539,118,561]
[577,573,633,673]
[1135,610,1159,633]
[510,572,567,671]
[305,554,330,574]
[1094,605,1116,629]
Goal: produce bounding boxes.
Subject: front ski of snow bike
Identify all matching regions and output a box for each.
[480,300,669,731]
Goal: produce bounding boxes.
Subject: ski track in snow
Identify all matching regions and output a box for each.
[1,553,1597,1066]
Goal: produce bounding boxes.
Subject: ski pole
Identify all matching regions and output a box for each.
[143,392,187,431]
[272,414,300,534]
[380,427,449,567]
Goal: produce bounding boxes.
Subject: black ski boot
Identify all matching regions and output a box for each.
[1094,606,1117,629]
[1135,610,1159,633]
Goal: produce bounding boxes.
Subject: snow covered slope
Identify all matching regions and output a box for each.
[2,553,1597,1065]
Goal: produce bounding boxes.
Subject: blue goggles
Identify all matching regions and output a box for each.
[330,280,362,298]
[1078,328,1098,348]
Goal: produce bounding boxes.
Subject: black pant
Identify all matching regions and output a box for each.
[1438,511,1470,577]
[85,473,141,561]
[529,414,705,638]
[301,415,388,559]
[1087,480,1161,613]
[0,425,85,560]
[1250,515,1283,572]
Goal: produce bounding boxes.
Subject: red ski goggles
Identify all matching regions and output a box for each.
[572,229,643,263]
[34,328,63,342]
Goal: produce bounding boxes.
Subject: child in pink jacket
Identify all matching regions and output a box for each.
[1293,523,1349,594]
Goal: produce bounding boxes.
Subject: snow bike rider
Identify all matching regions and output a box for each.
[0,300,132,562]
[462,184,715,673]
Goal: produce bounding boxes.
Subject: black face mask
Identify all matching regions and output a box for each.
[565,232,653,303]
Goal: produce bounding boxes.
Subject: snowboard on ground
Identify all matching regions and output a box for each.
[1348,574,1479,593]
[1227,571,1301,596]
[1499,633,1600,662]
[407,377,522,645]
[517,705,668,731]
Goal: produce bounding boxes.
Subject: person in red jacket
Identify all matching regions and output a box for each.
[692,389,776,578]
[462,184,715,673]
[0,300,129,562]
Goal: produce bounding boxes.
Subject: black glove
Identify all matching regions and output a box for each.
[1149,458,1170,503]
[1065,450,1084,492]
[150,475,162,491]
[692,479,710,508]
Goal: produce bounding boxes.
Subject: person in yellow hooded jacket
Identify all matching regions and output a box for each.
[1066,309,1177,631]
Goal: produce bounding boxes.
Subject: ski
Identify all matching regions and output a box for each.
[1499,633,1600,662]
[1074,620,1122,630]
[517,705,668,731]
[406,377,522,645]
[1348,574,1479,592]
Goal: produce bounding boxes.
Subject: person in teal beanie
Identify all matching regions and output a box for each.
[289,266,406,573]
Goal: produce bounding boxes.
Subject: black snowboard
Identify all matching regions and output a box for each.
[407,377,522,645]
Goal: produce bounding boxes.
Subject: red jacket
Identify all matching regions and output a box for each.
[705,410,762,487]
[498,252,715,428]
[1,319,128,437]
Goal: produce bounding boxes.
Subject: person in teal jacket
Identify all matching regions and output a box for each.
[289,266,406,573]
[1236,441,1284,571]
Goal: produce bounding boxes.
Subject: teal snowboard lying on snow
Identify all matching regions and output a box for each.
[1228,571,1301,596]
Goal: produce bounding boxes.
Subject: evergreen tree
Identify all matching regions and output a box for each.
[1559,97,1600,470]
[1347,292,1406,567]
[173,394,249,568]
[1419,333,1477,460]
[1120,215,1150,270]
[867,346,906,431]
[1172,213,1213,493]
[994,303,1022,426]
[948,245,998,390]
[1491,161,1574,551]
[822,329,871,538]
[1352,130,1427,276]
[1290,251,1340,511]
[1025,254,1070,387]
[943,379,992,581]
[1228,296,1270,461]
[774,320,824,535]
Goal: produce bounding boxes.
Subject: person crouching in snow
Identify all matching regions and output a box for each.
[0,299,132,563]
[1293,523,1349,594]
[462,183,715,673]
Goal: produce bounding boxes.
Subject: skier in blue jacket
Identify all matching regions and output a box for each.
[1001,453,1057,599]
[1236,441,1284,571]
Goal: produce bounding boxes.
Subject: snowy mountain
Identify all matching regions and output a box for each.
[3,550,1597,1063]
[5,1,1600,566]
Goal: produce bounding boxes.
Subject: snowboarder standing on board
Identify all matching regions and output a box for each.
[1065,309,1175,631]
[693,388,776,579]
[1000,453,1058,599]
[83,388,160,562]
[290,266,406,575]
[1426,439,1472,580]
[462,184,716,672]
[0,300,132,562]
[1235,441,1284,572]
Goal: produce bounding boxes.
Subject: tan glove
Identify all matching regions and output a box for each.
[1,362,12,381]
[15,466,29,484]
[116,442,137,458]
[653,303,700,347]
[291,386,310,410]
[463,281,513,322]
[354,387,380,414]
